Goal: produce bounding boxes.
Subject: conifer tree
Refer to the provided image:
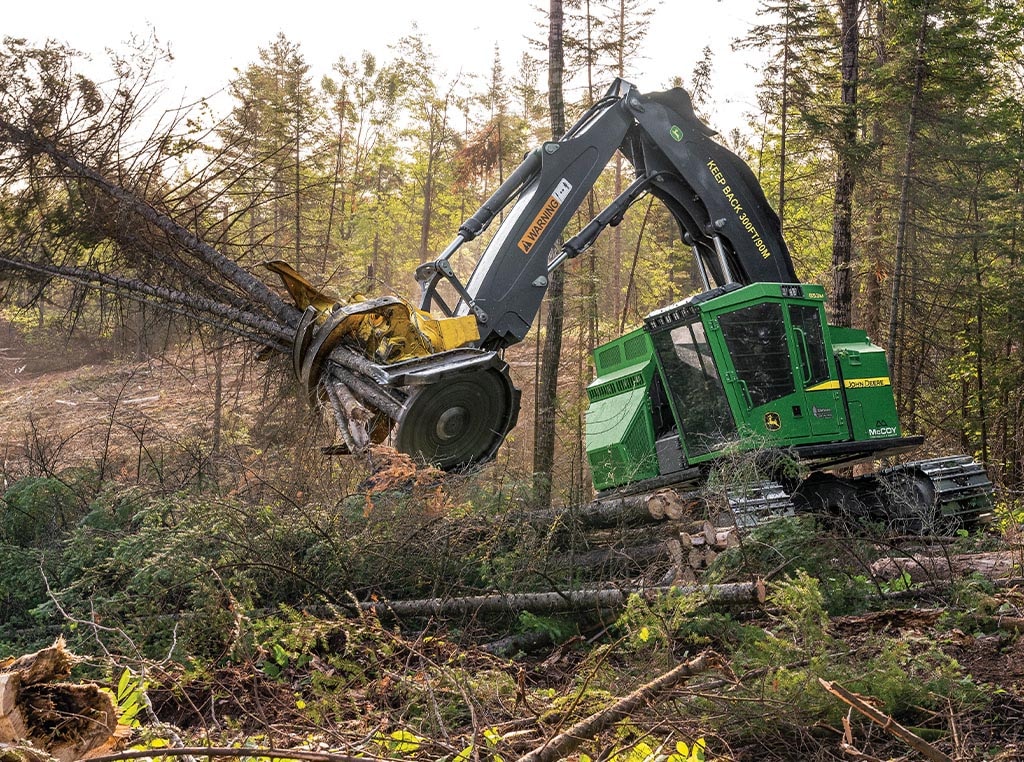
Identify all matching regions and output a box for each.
[216,34,321,272]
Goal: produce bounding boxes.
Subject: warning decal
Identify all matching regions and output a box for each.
[518,178,573,254]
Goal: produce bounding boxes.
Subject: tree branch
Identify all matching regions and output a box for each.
[515,652,718,762]
[0,116,301,328]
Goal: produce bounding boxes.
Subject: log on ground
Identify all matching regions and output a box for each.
[870,550,1021,584]
[359,580,767,619]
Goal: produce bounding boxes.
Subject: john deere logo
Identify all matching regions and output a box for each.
[669,125,684,142]
[764,412,782,431]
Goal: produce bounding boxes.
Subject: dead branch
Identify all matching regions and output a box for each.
[84,747,398,762]
[514,652,719,762]
[818,678,953,762]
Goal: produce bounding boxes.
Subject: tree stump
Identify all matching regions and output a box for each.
[0,639,119,762]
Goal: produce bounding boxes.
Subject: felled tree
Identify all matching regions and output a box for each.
[0,38,422,456]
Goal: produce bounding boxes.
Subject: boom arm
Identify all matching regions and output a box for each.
[285,79,803,471]
[415,79,797,352]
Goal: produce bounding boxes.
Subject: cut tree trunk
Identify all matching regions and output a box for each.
[0,639,120,762]
[359,580,767,619]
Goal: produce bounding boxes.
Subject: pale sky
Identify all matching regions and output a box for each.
[4,0,767,131]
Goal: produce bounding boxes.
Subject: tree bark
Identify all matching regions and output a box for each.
[829,0,860,327]
[967,171,989,464]
[358,580,766,619]
[887,5,930,394]
[870,550,1020,584]
[323,377,373,453]
[532,0,568,509]
[778,0,792,228]
[862,117,885,339]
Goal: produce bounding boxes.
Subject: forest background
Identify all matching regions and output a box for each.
[2,0,1024,759]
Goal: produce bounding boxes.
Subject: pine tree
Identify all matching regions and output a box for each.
[533,0,567,509]
[216,34,321,273]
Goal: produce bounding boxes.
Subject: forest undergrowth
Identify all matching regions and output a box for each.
[2,328,1024,762]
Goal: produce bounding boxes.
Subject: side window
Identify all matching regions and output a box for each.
[788,304,831,387]
[650,318,737,456]
[718,303,795,407]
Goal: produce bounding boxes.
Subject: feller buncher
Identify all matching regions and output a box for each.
[270,78,993,533]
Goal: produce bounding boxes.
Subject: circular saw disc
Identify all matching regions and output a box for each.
[394,365,520,470]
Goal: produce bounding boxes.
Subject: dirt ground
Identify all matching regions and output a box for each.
[0,317,295,481]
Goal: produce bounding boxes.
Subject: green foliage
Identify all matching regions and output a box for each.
[709,516,877,614]
[110,668,147,728]
[1,472,88,547]
[713,570,988,740]
[0,543,55,653]
[615,588,705,651]
[451,726,505,762]
[375,729,429,757]
[517,611,577,642]
[993,496,1024,532]
[579,737,708,762]
[0,462,564,661]
[0,470,103,652]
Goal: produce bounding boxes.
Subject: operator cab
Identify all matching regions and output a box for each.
[586,281,891,491]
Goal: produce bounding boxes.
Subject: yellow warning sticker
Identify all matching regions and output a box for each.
[518,178,573,254]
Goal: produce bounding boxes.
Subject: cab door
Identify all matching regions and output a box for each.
[787,303,844,439]
[714,300,812,442]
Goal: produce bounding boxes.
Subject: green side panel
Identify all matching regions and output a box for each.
[585,385,659,490]
[592,328,656,376]
[586,329,664,490]
[831,328,901,441]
